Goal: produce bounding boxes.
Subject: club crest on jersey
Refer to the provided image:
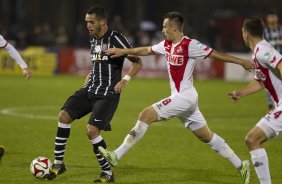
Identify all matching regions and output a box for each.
[165,53,184,66]
[255,69,266,81]
[176,46,183,54]
[95,45,102,53]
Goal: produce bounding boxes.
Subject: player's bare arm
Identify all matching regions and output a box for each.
[228,80,264,102]
[209,50,253,71]
[105,46,154,58]
[114,56,142,93]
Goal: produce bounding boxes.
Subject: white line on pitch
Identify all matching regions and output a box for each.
[0,106,58,120]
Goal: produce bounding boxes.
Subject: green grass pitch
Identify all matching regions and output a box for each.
[0,75,281,183]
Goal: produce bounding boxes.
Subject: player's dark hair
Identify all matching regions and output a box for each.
[87,6,107,20]
[243,16,265,38]
[164,11,184,31]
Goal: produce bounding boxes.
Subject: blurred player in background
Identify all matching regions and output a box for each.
[263,9,282,111]
[229,16,282,184]
[47,6,142,182]
[0,34,32,161]
[100,11,251,183]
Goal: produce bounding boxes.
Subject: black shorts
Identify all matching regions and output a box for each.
[62,88,120,131]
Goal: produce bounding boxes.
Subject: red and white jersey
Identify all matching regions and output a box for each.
[151,36,213,95]
[253,39,282,105]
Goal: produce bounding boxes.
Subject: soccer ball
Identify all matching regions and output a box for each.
[30,156,52,179]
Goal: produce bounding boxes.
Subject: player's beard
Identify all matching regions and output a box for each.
[90,26,102,37]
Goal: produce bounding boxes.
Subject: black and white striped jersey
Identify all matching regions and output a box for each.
[264,25,282,53]
[84,29,131,96]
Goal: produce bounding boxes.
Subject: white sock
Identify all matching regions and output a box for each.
[90,135,103,144]
[115,120,148,160]
[207,134,242,169]
[250,148,271,184]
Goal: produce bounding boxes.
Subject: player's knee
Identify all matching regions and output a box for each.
[138,107,157,124]
[58,110,72,124]
[245,134,258,148]
[86,125,100,139]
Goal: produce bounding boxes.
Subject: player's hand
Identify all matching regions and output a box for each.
[114,79,128,93]
[241,60,254,71]
[22,68,32,80]
[228,90,241,102]
[105,48,126,58]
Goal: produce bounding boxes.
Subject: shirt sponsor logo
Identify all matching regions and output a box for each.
[165,53,184,66]
[91,54,109,61]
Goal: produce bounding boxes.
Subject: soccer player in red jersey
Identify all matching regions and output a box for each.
[229,16,282,184]
[100,11,252,183]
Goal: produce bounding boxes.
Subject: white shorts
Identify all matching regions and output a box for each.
[257,104,282,138]
[152,91,206,131]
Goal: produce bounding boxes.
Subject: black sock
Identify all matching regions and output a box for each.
[91,136,111,173]
[54,123,71,164]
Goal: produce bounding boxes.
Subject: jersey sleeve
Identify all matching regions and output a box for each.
[189,39,213,59]
[0,35,8,48]
[256,47,282,68]
[112,32,132,49]
[151,40,165,55]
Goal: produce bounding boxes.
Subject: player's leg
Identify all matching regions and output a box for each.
[245,111,281,184]
[88,95,120,182]
[48,89,92,180]
[99,95,193,166]
[193,125,245,168]
[193,125,250,183]
[183,108,250,183]
[99,105,156,166]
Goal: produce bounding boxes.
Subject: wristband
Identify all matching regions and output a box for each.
[123,75,131,81]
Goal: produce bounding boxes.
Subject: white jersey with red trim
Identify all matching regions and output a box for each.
[253,39,282,105]
[151,36,213,96]
[0,34,8,48]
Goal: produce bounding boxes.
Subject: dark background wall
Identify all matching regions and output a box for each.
[0,0,281,51]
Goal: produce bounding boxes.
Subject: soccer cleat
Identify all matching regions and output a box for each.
[0,145,4,160]
[239,160,250,184]
[46,163,66,180]
[98,146,118,167]
[94,171,115,183]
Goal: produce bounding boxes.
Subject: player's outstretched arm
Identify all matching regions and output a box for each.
[4,43,32,80]
[228,80,264,102]
[114,56,142,93]
[105,46,154,58]
[209,50,253,71]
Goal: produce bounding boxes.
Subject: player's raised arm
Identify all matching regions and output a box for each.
[209,50,253,71]
[105,46,154,58]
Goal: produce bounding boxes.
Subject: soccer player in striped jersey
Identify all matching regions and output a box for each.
[100,11,251,183]
[264,10,282,111]
[47,6,142,182]
[0,34,31,161]
[229,17,282,184]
